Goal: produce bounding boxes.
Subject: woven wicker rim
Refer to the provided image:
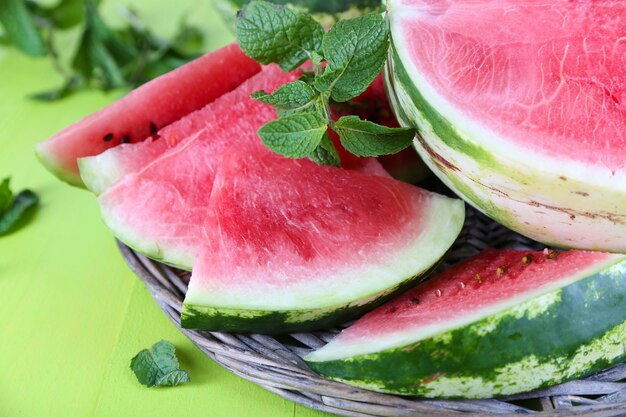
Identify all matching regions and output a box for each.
[117,207,626,417]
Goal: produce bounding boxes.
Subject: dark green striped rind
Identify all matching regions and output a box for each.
[305,261,626,398]
[181,262,441,334]
[214,0,383,30]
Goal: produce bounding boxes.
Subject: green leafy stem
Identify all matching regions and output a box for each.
[236,0,416,165]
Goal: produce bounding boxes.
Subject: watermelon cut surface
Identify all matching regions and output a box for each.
[95,65,298,269]
[305,249,626,398]
[36,42,261,186]
[80,73,396,195]
[387,0,626,251]
[181,150,464,333]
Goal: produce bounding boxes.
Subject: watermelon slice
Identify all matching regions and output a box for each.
[387,0,626,251]
[94,65,298,269]
[79,74,398,195]
[305,249,626,398]
[181,150,464,333]
[35,42,261,186]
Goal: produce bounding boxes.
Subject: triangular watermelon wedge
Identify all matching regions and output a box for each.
[181,150,464,333]
[305,249,626,397]
[35,42,260,186]
[96,65,298,269]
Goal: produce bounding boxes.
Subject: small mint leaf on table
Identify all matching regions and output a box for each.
[333,116,415,157]
[251,80,317,113]
[236,0,324,71]
[0,178,13,215]
[314,13,389,102]
[130,340,189,388]
[258,112,328,158]
[0,177,39,237]
[308,132,341,167]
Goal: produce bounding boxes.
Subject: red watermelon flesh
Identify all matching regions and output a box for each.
[96,65,298,269]
[181,149,465,332]
[317,248,620,356]
[36,42,261,186]
[394,0,626,170]
[80,73,394,195]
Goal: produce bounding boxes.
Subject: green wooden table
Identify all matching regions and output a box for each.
[0,2,332,416]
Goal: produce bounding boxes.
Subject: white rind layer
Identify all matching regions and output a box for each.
[184,193,465,310]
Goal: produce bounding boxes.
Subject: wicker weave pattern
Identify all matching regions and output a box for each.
[118,207,626,416]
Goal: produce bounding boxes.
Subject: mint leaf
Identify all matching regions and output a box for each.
[258,112,327,158]
[0,189,39,236]
[130,340,189,388]
[308,132,341,167]
[334,116,415,156]
[251,80,317,113]
[155,370,191,387]
[236,0,324,71]
[314,13,389,102]
[0,178,13,216]
[0,0,45,56]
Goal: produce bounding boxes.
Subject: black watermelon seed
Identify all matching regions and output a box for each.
[120,135,131,144]
[149,122,158,135]
[103,133,114,141]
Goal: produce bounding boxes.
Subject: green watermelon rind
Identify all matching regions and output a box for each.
[181,195,465,333]
[304,257,626,398]
[182,263,436,334]
[386,7,626,252]
[35,147,84,187]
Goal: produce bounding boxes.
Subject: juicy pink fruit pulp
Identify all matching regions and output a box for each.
[98,65,298,266]
[36,43,261,184]
[337,248,617,344]
[396,0,626,171]
[189,150,435,295]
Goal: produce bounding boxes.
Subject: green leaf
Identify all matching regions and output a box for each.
[155,370,190,387]
[251,80,317,112]
[0,189,39,236]
[0,178,13,216]
[314,13,389,102]
[333,116,415,157]
[258,111,328,158]
[236,0,324,71]
[31,77,82,102]
[130,340,189,388]
[308,132,341,167]
[0,0,45,56]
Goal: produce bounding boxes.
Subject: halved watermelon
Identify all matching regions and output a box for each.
[387,0,626,251]
[181,150,464,333]
[305,249,626,398]
[35,42,261,186]
[95,65,298,269]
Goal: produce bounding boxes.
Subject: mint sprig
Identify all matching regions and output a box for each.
[0,177,39,237]
[130,340,190,388]
[236,1,415,166]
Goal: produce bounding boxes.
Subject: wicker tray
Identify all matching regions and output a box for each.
[118,205,626,416]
